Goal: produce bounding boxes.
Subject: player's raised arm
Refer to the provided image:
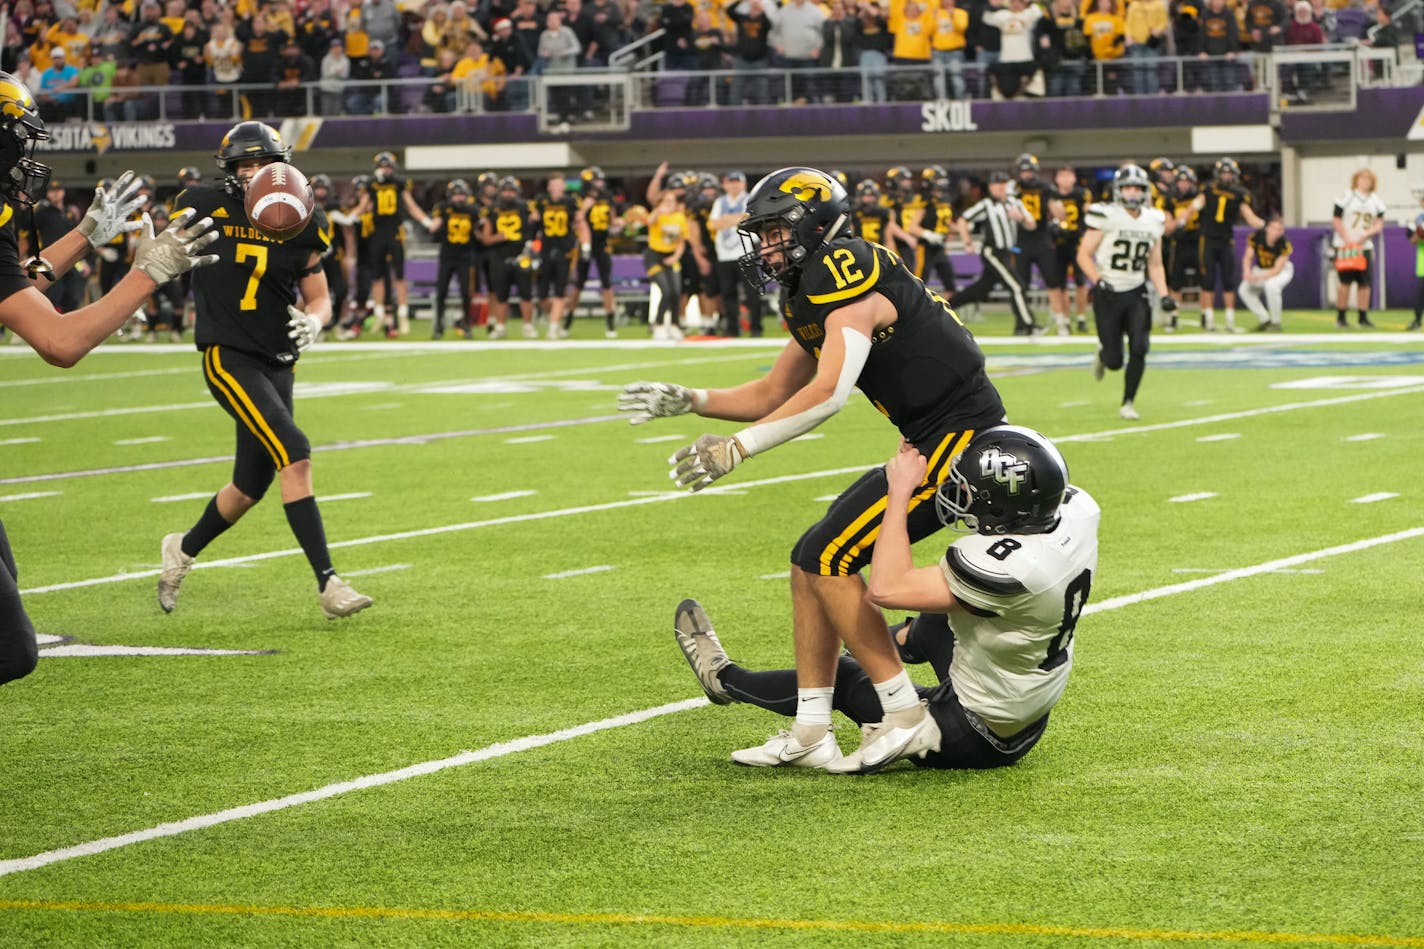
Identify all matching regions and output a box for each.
[865,440,957,612]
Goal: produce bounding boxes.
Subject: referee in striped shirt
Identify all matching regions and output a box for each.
[951,171,1039,335]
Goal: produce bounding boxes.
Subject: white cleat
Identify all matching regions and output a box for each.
[488,322,507,340]
[1092,351,1105,381]
[157,532,194,613]
[320,575,373,620]
[826,704,942,774]
[521,322,539,339]
[731,728,842,769]
[1119,401,1140,420]
[673,598,734,705]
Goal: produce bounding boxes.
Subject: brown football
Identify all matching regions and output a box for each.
[244,162,315,241]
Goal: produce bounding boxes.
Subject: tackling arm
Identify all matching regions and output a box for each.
[865,442,957,612]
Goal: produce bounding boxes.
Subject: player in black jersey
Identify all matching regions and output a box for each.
[534,174,587,340]
[883,165,925,265]
[851,179,895,247]
[566,166,623,337]
[480,175,537,339]
[156,121,372,622]
[911,168,957,294]
[1147,157,1175,214]
[349,151,434,337]
[1165,166,1201,330]
[1008,153,1065,321]
[426,179,480,339]
[0,74,218,685]
[1049,165,1093,334]
[309,174,350,335]
[619,167,1007,773]
[1179,157,1263,332]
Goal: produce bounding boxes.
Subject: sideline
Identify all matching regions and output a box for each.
[3,526,1421,878]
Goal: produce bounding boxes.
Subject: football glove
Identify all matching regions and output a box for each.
[618,381,700,425]
[287,305,323,351]
[77,170,148,248]
[132,209,219,285]
[670,434,747,492]
[920,230,945,247]
[1091,278,1114,302]
[1159,296,1178,313]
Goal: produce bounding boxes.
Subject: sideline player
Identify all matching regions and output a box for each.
[619,167,1007,771]
[310,174,350,334]
[0,74,217,685]
[350,151,435,337]
[157,121,372,620]
[426,179,479,339]
[1008,154,1064,322]
[673,427,1098,772]
[1049,165,1092,334]
[1238,215,1293,332]
[1077,163,1174,421]
[566,166,622,338]
[480,175,536,339]
[1164,166,1201,330]
[1181,157,1262,332]
[534,174,586,339]
[1331,168,1386,329]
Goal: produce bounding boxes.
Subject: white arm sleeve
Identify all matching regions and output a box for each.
[732,326,872,457]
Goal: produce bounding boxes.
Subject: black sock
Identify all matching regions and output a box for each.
[283,496,336,590]
[1336,308,1347,323]
[605,311,615,331]
[1358,309,1368,323]
[182,496,234,558]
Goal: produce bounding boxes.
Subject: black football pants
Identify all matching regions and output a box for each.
[0,520,39,686]
[1094,283,1152,404]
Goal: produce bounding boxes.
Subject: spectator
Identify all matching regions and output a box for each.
[1083,0,1125,92]
[1171,0,1202,88]
[687,9,727,105]
[174,18,210,119]
[240,14,283,117]
[420,3,452,72]
[103,58,143,121]
[852,0,893,102]
[422,46,460,112]
[44,14,87,66]
[92,5,132,61]
[1308,0,1338,41]
[537,9,580,120]
[349,37,395,113]
[770,0,826,105]
[1282,0,1323,100]
[581,0,625,67]
[819,0,862,102]
[727,0,774,105]
[1124,0,1167,94]
[35,45,77,122]
[656,0,697,72]
[205,20,243,118]
[362,0,403,50]
[982,0,1043,98]
[487,18,531,109]
[129,0,173,117]
[273,36,314,116]
[453,36,505,110]
[1244,0,1285,51]
[889,0,935,101]
[161,0,187,35]
[77,42,116,120]
[931,0,970,99]
[447,2,486,49]
[969,0,1004,95]
[1196,0,1240,92]
[319,35,349,115]
[1038,0,1089,96]
[266,0,299,40]
[510,0,544,72]
[298,0,342,62]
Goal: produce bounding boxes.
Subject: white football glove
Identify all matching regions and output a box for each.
[287,305,323,351]
[131,209,219,285]
[920,230,945,246]
[618,381,700,425]
[77,170,148,248]
[669,434,747,492]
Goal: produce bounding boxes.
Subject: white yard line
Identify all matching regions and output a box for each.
[1349,492,1399,504]
[113,436,170,446]
[471,491,537,502]
[6,525,1421,880]
[341,564,412,578]
[0,491,60,502]
[543,565,617,580]
[318,493,373,503]
[151,492,215,504]
[1344,433,1385,442]
[0,437,41,445]
[1195,433,1240,442]
[1168,492,1218,503]
[504,435,555,444]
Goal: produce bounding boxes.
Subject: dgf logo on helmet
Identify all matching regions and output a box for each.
[778,171,833,202]
[980,448,1028,495]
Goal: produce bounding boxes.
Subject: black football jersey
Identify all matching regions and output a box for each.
[176,186,330,362]
[783,238,1005,444]
[536,194,579,250]
[435,201,479,255]
[925,198,955,238]
[853,205,891,244]
[1247,229,1291,269]
[485,200,529,252]
[1200,184,1249,241]
[366,175,409,236]
[0,204,32,305]
[1170,195,1200,238]
[583,195,621,247]
[1052,185,1091,246]
[1011,179,1053,239]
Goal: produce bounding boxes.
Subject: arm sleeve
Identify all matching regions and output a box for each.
[733,326,872,457]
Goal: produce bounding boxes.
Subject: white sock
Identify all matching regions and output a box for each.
[373,303,386,320]
[873,670,918,715]
[1225,307,1235,326]
[1202,307,1214,324]
[397,303,410,319]
[794,687,833,729]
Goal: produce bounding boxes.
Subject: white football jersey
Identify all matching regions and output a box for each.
[937,487,1100,734]
[1332,189,1387,247]
[1084,202,1165,292]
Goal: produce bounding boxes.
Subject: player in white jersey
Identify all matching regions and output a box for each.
[1332,168,1387,329]
[672,426,1098,773]
[1076,164,1173,421]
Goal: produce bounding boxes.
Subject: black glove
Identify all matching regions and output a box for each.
[1091,278,1113,303]
[1160,296,1178,313]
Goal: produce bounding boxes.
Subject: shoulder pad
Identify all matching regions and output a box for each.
[1084,202,1113,230]
[801,238,883,307]
[945,544,1029,598]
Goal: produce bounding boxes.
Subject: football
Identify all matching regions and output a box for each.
[244,162,315,241]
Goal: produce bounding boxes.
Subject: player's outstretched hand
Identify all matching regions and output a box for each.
[287,305,323,351]
[132,209,219,284]
[618,381,699,425]
[1159,296,1178,313]
[78,170,148,248]
[670,434,746,492]
[884,439,928,499]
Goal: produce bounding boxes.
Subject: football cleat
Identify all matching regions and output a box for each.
[1120,401,1140,420]
[673,598,734,705]
[731,728,842,768]
[320,575,373,620]
[1092,351,1105,381]
[826,704,941,774]
[157,532,194,613]
[488,322,507,339]
[521,321,539,339]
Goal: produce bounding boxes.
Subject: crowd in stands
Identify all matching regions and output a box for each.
[0,0,1409,122]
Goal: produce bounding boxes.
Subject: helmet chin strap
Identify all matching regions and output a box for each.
[822,212,848,244]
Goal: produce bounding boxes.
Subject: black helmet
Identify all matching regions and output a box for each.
[477,170,498,190]
[921,164,948,184]
[885,165,913,191]
[1213,157,1240,184]
[215,121,290,195]
[936,426,1069,536]
[737,166,850,287]
[1175,166,1198,190]
[496,175,522,207]
[447,178,472,201]
[828,169,850,189]
[310,173,332,191]
[855,178,880,203]
[1014,153,1040,179]
[579,165,604,184]
[373,150,398,181]
[0,72,51,206]
[1148,157,1175,179]
[351,173,370,192]
[178,165,202,187]
[1112,163,1151,209]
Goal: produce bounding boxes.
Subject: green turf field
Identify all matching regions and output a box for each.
[1,312,1422,948]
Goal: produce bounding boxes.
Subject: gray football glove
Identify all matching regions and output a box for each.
[287,305,323,351]
[618,381,698,425]
[76,170,148,248]
[132,209,219,285]
[669,434,747,492]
